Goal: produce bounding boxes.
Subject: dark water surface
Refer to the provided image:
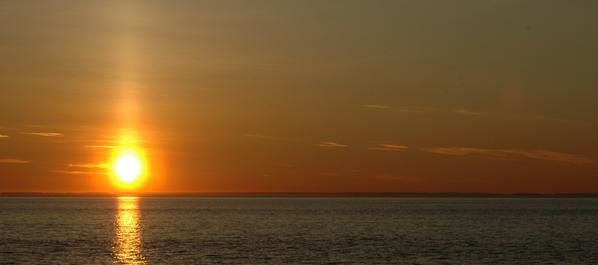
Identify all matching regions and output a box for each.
[1,197,597,264]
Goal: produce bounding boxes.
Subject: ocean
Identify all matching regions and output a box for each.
[1,197,597,264]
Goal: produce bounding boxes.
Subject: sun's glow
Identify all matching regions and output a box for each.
[114,151,142,183]
[110,146,147,190]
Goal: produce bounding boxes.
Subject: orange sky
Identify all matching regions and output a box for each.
[1,1,598,193]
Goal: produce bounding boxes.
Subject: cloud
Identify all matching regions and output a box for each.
[506,150,597,164]
[0,134,8,138]
[84,145,116,149]
[452,109,583,125]
[51,170,105,175]
[51,163,108,176]
[425,147,490,156]
[0,158,30,164]
[398,108,430,114]
[454,109,487,116]
[68,163,108,169]
[362,105,431,113]
[533,116,575,124]
[316,142,348,148]
[424,147,598,165]
[24,132,63,137]
[362,104,391,110]
[370,144,409,152]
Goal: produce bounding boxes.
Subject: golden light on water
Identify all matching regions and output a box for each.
[114,196,145,264]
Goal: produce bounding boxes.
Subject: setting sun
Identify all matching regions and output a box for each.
[110,147,147,190]
[114,151,142,183]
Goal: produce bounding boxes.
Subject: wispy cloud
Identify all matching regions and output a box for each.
[24,132,63,137]
[84,145,116,149]
[370,144,409,152]
[512,150,597,164]
[452,109,584,125]
[0,134,8,138]
[398,108,430,114]
[362,105,431,113]
[51,163,108,175]
[424,147,598,165]
[68,163,108,169]
[425,147,490,156]
[533,116,575,124]
[0,158,30,164]
[316,142,348,148]
[51,170,105,175]
[362,104,392,110]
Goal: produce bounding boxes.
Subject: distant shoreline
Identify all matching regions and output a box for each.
[2,192,598,198]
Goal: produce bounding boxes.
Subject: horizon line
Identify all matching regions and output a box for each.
[2,192,598,198]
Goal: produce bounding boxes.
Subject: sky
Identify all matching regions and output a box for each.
[1,0,598,193]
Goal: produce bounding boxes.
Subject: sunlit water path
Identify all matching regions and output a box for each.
[114,197,145,264]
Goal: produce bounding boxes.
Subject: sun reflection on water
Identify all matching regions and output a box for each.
[114,196,145,264]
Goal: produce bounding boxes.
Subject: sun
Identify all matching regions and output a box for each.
[114,151,142,183]
[110,147,147,190]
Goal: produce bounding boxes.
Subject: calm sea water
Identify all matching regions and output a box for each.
[1,197,598,264]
